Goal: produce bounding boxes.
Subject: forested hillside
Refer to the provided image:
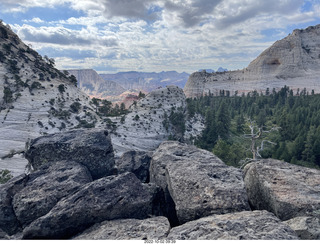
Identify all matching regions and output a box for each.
[187,86,320,169]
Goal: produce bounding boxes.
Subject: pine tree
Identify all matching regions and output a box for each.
[216,101,230,139]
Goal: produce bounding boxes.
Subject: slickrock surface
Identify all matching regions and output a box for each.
[110,86,204,156]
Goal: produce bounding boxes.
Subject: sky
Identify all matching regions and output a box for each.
[0,0,320,74]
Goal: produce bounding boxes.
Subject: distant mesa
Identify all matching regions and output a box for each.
[99,71,190,92]
[185,24,320,97]
[67,69,126,99]
[69,69,190,106]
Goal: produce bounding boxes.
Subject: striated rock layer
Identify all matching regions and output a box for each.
[184,24,320,97]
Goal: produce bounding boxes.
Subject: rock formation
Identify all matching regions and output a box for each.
[2,133,320,239]
[25,129,115,179]
[284,216,320,240]
[150,141,250,225]
[115,150,152,183]
[0,23,102,176]
[12,160,92,229]
[109,85,204,157]
[243,159,320,221]
[184,24,320,97]
[73,217,171,240]
[22,172,157,239]
[167,210,297,240]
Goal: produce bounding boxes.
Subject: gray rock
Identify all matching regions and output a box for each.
[12,160,92,227]
[73,216,170,240]
[116,150,152,183]
[22,172,156,239]
[243,159,320,221]
[25,129,115,179]
[284,216,320,240]
[0,228,10,240]
[150,141,250,225]
[0,174,28,235]
[167,210,298,240]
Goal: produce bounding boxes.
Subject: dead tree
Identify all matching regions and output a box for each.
[240,118,279,168]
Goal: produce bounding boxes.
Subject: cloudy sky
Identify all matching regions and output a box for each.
[1,0,320,74]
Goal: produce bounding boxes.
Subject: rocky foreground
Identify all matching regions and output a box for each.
[0,129,319,240]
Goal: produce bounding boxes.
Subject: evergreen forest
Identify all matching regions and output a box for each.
[186,86,320,169]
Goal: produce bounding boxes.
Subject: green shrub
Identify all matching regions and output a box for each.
[58,84,65,93]
[3,87,13,103]
[0,169,13,184]
[30,81,42,91]
[70,102,81,113]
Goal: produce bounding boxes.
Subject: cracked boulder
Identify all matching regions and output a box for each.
[22,172,157,239]
[150,141,250,225]
[0,174,28,235]
[243,159,320,221]
[115,150,152,183]
[25,129,116,179]
[12,160,92,228]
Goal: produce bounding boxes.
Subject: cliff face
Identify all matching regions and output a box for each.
[184,24,320,97]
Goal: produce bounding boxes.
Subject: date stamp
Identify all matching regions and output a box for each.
[144,240,176,244]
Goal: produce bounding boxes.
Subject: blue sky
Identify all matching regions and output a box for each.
[0,0,319,74]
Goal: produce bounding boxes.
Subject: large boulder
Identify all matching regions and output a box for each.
[25,129,115,180]
[73,216,170,240]
[167,210,298,240]
[0,174,28,235]
[284,216,320,240]
[12,160,92,228]
[243,159,320,221]
[0,228,10,240]
[22,172,157,239]
[115,150,152,183]
[150,141,250,225]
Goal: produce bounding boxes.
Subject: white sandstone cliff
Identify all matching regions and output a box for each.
[184,24,320,97]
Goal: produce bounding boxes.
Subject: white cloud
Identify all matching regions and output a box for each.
[23,17,44,23]
[3,0,320,73]
[13,24,118,47]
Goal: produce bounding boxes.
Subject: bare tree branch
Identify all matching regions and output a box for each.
[242,118,278,161]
